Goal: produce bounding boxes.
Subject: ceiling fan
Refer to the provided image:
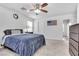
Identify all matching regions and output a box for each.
[21,3,48,15]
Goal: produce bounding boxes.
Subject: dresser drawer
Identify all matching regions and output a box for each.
[69,45,78,56]
[69,48,75,56]
[70,33,79,42]
[70,25,79,34]
[69,39,78,51]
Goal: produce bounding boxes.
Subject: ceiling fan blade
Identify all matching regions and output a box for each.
[41,3,48,8]
[40,9,48,13]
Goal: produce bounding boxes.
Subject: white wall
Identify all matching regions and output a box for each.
[34,13,77,40]
[33,19,39,33]
[44,17,63,40]
[77,4,79,23]
[33,17,46,34]
[0,6,33,43]
[45,14,76,40]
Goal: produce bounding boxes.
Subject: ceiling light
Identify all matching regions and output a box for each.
[34,9,40,14]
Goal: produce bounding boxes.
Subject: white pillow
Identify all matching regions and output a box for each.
[12,30,21,34]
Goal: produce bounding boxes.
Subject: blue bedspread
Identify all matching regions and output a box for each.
[4,34,45,56]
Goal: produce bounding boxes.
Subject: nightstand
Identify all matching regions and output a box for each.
[25,32,33,34]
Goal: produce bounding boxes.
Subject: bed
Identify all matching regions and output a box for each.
[2,29,46,56]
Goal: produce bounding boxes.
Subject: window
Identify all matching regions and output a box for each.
[26,21,33,32]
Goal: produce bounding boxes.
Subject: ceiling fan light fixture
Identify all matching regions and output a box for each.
[34,9,40,14]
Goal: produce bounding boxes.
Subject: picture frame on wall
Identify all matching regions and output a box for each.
[47,20,57,26]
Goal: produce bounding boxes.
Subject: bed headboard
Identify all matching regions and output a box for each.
[4,29,23,35]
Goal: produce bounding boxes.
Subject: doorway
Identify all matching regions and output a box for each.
[63,19,70,40]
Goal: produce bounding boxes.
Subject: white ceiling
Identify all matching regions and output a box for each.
[0,3,77,19]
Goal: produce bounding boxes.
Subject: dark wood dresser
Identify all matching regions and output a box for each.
[69,24,79,56]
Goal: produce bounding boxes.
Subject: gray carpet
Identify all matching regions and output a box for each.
[0,39,70,56]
